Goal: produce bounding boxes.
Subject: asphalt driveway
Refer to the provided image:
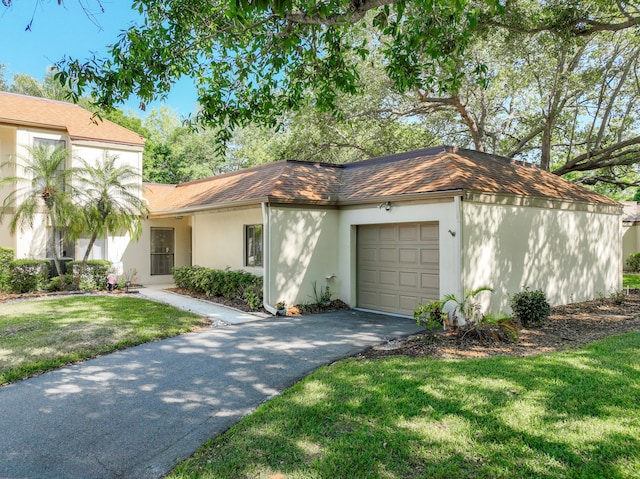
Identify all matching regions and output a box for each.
[0,309,423,479]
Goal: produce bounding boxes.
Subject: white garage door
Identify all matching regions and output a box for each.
[357,222,440,316]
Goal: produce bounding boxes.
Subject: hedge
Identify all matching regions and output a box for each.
[173,265,263,310]
[8,259,49,293]
[69,260,112,290]
[0,247,14,292]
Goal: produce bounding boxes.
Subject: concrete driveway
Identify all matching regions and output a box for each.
[0,309,423,479]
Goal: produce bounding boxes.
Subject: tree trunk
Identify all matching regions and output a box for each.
[75,231,98,285]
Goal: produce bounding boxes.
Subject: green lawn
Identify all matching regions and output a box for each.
[169,333,640,479]
[0,295,207,385]
[623,273,640,289]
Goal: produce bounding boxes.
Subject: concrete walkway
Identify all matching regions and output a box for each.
[0,290,424,479]
[136,284,270,325]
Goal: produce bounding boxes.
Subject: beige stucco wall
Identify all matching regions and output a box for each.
[462,197,622,313]
[622,224,640,266]
[337,197,461,310]
[121,216,192,285]
[191,207,264,276]
[265,205,339,307]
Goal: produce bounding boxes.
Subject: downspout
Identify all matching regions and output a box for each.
[261,202,277,315]
[454,195,464,300]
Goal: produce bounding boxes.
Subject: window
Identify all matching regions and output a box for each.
[46,228,75,259]
[151,227,175,275]
[245,224,263,267]
[34,137,67,190]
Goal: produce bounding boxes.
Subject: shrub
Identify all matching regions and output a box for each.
[414,300,446,329]
[510,287,551,327]
[0,247,15,292]
[625,252,640,272]
[70,260,112,290]
[173,265,263,309]
[8,259,49,293]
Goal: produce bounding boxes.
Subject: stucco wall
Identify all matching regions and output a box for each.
[462,199,622,313]
[337,198,461,309]
[266,205,339,307]
[191,207,264,275]
[121,217,192,285]
[622,224,640,265]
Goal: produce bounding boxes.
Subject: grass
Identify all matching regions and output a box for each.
[623,273,640,289]
[168,333,640,479]
[0,295,207,385]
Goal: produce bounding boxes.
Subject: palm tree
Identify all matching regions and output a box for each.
[73,152,148,282]
[0,144,79,277]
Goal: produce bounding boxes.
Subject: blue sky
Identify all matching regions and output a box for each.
[0,0,197,118]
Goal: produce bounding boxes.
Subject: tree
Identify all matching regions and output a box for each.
[73,152,148,282]
[53,0,640,143]
[0,144,80,277]
[10,66,73,100]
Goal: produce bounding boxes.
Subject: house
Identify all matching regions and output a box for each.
[0,92,145,271]
[133,146,622,316]
[621,201,640,264]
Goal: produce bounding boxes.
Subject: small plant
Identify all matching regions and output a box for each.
[311,280,332,306]
[510,287,551,327]
[45,276,65,292]
[276,300,286,310]
[442,286,494,326]
[625,252,640,272]
[608,290,627,305]
[243,288,262,310]
[414,300,447,329]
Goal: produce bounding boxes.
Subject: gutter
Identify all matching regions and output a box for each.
[261,202,277,315]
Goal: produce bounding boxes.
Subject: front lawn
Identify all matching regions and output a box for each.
[0,295,207,385]
[623,273,640,289]
[169,333,640,479]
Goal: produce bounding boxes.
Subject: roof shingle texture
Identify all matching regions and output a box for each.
[145,146,618,214]
[0,92,145,146]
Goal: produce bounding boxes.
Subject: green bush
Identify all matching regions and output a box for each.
[510,287,551,327]
[69,260,112,290]
[625,252,640,272]
[173,265,263,309]
[0,247,15,292]
[8,259,49,293]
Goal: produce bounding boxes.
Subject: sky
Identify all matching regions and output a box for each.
[0,0,198,118]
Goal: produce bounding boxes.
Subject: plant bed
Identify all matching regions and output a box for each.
[358,292,640,359]
[167,287,269,314]
[287,299,351,315]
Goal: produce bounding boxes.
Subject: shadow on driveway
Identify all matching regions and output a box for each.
[0,310,423,479]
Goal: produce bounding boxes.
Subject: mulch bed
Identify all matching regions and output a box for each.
[357,293,640,359]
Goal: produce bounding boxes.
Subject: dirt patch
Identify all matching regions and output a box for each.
[357,293,640,359]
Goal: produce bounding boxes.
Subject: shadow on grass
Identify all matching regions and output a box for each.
[170,333,640,479]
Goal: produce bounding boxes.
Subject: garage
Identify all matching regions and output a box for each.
[356,222,440,316]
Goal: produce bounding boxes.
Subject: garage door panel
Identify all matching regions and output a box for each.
[399,271,418,288]
[379,270,397,286]
[399,248,418,263]
[420,224,439,241]
[379,248,396,263]
[359,269,377,284]
[379,226,396,241]
[398,224,419,241]
[359,247,377,263]
[357,222,440,317]
[400,295,420,311]
[379,293,398,308]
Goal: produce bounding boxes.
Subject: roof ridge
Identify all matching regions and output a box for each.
[0,91,81,108]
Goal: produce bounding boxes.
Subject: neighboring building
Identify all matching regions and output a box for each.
[0,92,145,271]
[136,146,622,316]
[621,201,640,265]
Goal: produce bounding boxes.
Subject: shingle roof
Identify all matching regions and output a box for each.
[0,91,145,147]
[145,146,619,215]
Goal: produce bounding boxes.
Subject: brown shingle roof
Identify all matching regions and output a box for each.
[146,146,618,215]
[0,91,145,147]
